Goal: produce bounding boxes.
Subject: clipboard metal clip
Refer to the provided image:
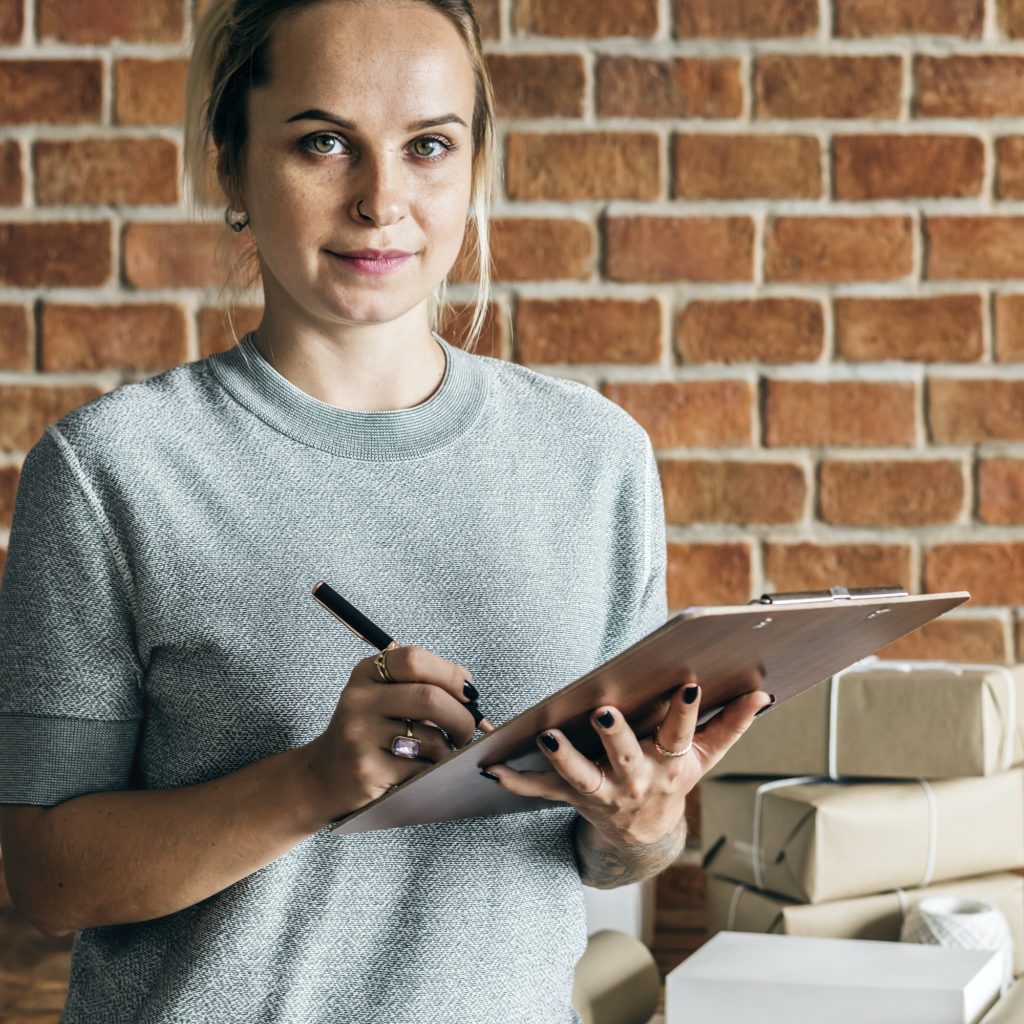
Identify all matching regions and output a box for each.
[752,585,909,606]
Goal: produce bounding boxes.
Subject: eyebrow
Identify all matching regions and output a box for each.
[284,108,469,132]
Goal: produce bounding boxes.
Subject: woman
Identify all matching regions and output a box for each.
[0,1,769,1021]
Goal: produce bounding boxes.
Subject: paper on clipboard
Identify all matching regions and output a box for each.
[329,588,970,837]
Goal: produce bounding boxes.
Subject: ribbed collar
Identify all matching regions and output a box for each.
[207,331,488,461]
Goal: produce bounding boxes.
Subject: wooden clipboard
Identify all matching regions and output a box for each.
[329,587,970,837]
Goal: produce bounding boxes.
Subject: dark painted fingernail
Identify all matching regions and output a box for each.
[540,732,559,752]
[683,684,700,704]
[480,769,500,782]
[597,709,614,729]
[463,680,479,701]
[466,701,485,726]
[754,693,777,717]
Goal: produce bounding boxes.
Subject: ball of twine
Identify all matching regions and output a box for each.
[900,897,1014,994]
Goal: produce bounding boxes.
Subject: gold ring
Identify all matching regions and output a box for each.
[653,725,692,758]
[580,761,605,795]
[375,646,395,683]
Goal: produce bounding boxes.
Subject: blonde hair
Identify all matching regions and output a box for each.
[183,0,497,353]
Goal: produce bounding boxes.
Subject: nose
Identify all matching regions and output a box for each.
[350,153,408,227]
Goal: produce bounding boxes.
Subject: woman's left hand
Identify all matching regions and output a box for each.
[481,677,772,849]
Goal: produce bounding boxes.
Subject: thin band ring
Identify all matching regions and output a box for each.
[375,646,395,683]
[579,761,605,795]
[653,725,692,758]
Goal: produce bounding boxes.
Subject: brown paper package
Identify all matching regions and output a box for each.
[701,770,1024,903]
[711,664,1024,781]
[706,872,1024,977]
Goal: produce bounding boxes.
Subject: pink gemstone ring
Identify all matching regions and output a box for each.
[391,719,422,759]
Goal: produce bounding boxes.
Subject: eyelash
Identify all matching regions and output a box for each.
[299,132,457,162]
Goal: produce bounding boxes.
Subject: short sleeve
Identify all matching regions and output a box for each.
[0,425,144,806]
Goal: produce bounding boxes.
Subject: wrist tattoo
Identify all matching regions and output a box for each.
[572,815,688,889]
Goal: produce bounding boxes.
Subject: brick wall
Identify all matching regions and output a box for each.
[2,0,1024,1003]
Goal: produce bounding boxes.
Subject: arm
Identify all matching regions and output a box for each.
[1,738,330,938]
[572,809,687,890]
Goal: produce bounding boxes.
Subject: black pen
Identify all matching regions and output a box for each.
[311,580,493,731]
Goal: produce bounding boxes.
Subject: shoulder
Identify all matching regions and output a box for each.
[467,349,652,456]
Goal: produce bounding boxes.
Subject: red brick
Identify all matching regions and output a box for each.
[0,305,31,371]
[0,141,21,205]
[996,137,1024,198]
[674,134,820,199]
[668,542,752,607]
[38,0,183,42]
[475,0,499,38]
[0,60,102,125]
[673,0,817,37]
[925,544,1024,605]
[506,132,661,201]
[606,217,754,283]
[927,217,1024,279]
[765,217,913,283]
[756,56,902,119]
[123,223,250,289]
[764,543,913,593]
[40,304,188,372]
[453,218,593,284]
[514,299,662,364]
[834,135,983,199]
[881,618,1007,663]
[1001,0,1024,36]
[929,379,1024,443]
[676,299,823,364]
[835,0,983,36]
[820,459,964,526]
[597,58,743,118]
[0,0,23,43]
[515,0,658,37]
[916,56,1024,117]
[34,138,179,206]
[0,383,103,451]
[995,293,1024,361]
[438,301,509,360]
[0,222,111,287]
[601,381,753,448]
[0,464,17,528]
[661,460,806,525]
[765,380,917,447]
[114,59,189,126]
[835,295,983,362]
[979,459,1024,525]
[197,305,263,358]
[486,55,584,119]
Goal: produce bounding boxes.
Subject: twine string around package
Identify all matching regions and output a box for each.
[826,659,1018,780]
[750,775,937,891]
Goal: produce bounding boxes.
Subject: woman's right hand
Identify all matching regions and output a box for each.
[306,644,485,824]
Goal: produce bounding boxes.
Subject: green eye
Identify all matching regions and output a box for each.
[412,137,449,159]
[311,135,337,155]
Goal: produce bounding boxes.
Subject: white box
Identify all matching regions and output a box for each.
[666,932,1002,1024]
[583,879,655,946]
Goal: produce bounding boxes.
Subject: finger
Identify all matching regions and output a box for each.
[374,682,478,748]
[589,705,645,777]
[379,720,455,764]
[652,676,701,755]
[363,645,493,730]
[534,729,607,798]
[691,690,772,773]
[479,762,579,804]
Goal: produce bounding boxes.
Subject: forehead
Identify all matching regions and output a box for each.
[258,2,476,123]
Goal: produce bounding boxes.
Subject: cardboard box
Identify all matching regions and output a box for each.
[701,770,1024,903]
[666,931,1003,1024]
[980,978,1024,1022]
[706,872,1024,977]
[711,662,1024,780]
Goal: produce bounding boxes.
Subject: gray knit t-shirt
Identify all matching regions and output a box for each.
[0,332,667,1023]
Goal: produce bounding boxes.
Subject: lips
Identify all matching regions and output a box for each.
[327,248,415,276]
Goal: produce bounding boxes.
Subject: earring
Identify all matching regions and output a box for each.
[224,207,250,232]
